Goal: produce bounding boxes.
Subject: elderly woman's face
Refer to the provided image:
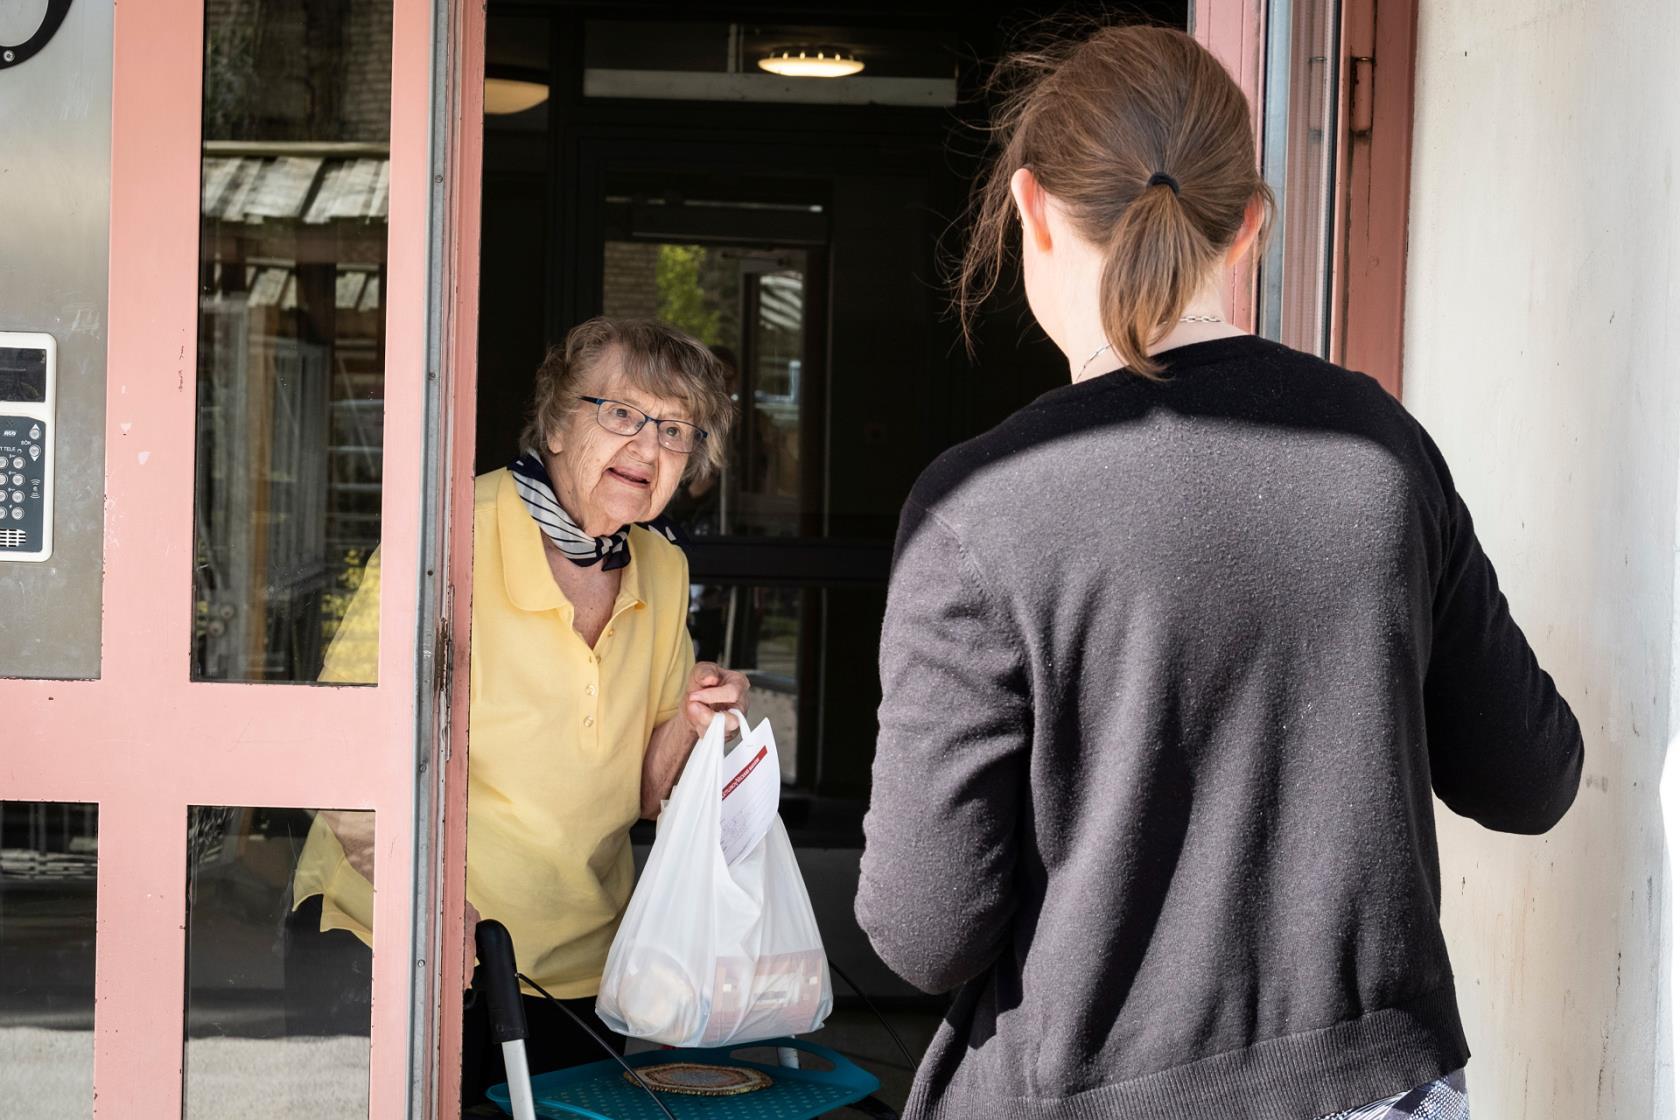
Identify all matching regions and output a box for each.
[544,351,692,537]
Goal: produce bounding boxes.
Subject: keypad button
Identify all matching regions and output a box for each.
[9,508,22,520]
[28,425,41,440]
[27,446,39,461]
[9,457,20,469]
[9,474,21,486]
[9,492,22,504]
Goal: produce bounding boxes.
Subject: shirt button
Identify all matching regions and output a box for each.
[584,715,594,727]
[585,683,596,696]
[606,628,616,638]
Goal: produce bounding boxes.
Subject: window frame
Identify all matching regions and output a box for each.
[1194,0,1418,396]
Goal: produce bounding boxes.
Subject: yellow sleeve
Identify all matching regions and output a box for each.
[290,814,375,946]
[655,548,696,725]
[290,549,382,940]
[321,547,381,685]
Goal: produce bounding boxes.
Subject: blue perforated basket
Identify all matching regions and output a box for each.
[486,1037,880,1120]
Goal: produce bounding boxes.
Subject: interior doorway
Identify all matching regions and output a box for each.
[471,0,1188,1102]
[478,0,1181,807]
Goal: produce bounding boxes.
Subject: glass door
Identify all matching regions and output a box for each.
[1,0,469,1114]
[600,237,822,776]
[575,154,848,796]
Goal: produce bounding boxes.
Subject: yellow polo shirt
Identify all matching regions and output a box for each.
[293,468,695,998]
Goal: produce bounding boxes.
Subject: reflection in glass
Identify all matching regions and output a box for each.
[0,802,98,1117]
[184,806,374,1120]
[603,242,810,537]
[1257,0,1339,355]
[689,584,805,784]
[192,0,394,682]
[485,15,552,132]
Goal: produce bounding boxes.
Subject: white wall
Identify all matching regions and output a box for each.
[1403,0,1680,1115]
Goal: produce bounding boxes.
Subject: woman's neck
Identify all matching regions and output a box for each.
[1062,277,1245,383]
[542,536,623,647]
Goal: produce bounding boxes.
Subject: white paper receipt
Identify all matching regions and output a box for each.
[719,717,780,866]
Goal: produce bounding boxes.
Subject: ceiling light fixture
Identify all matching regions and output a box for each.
[757,48,864,79]
[484,77,549,115]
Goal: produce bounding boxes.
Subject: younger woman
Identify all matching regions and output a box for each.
[857,25,1581,1120]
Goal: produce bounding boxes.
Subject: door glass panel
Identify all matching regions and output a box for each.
[1257,0,1339,355]
[0,802,98,1118]
[183,806,374,1119]
[743,270,806,534]
[688,583,806,785]
[193,0,394,682]
[603,242,812,537]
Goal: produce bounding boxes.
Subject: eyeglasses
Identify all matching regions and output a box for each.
[579,396,709,455]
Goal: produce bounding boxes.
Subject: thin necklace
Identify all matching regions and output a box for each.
[1079,344,1112,376]
[1079,314,1224,376]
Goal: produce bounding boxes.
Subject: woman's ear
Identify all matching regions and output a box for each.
[1225,194,1267,268]
[1010,167,1055,254]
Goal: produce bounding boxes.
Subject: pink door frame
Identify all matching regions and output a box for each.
[1330,0,1419,395]
[429,0,487,1111]
[1197,0,1417,396]
[1,0,445,1114]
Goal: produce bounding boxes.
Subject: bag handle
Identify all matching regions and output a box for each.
[723,707,772,755]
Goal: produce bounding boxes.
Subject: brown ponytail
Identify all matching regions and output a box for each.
[956,24,1273,376]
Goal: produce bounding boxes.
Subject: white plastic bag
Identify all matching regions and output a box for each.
[595,711,833,1047]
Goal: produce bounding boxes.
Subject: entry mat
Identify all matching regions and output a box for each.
[489,1037,881,1120]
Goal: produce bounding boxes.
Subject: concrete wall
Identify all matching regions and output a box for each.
[1403,0,1680,1114]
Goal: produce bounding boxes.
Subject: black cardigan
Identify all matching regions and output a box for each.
[856,334,1583,1120]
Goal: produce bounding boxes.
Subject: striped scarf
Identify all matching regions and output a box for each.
[508,450,680,572]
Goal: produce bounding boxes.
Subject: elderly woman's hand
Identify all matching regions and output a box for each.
[642,662,751,818]
[683,661,751,738]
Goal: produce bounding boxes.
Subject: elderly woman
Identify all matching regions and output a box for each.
[290,317,748,1109]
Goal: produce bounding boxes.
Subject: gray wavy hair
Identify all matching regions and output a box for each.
[520,317,735,481]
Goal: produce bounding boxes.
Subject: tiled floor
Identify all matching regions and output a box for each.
[0,1028,370,1119]
[0,1008,942,1119]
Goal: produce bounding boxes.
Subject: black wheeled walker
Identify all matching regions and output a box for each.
[474,920,903,1120]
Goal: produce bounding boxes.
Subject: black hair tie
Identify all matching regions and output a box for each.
[1147,172,1181,196]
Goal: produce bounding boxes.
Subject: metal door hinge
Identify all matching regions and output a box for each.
[435,613,455,761]
[1351,55,1376,136]
[434,615,453,698]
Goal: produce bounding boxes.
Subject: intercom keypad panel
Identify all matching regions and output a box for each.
[0,415,46,552]
[0,334,55,562]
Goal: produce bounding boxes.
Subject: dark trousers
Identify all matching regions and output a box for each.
[284,896,625,1113]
